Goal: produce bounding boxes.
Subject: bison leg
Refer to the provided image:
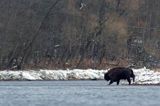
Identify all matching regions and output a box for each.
[127,78,131,85]
[117,80,120,85]
[109,80,113,85]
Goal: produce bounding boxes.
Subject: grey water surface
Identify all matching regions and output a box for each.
[0,81,160,106]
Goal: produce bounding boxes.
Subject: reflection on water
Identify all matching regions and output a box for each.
[0,81,160,106]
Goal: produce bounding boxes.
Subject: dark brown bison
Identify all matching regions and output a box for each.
[104,67,135,85]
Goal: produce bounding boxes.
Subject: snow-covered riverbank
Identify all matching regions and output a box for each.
[0,67,160,85]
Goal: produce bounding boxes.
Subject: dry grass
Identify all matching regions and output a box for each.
[22,58,131,70]
[152,68,160,72]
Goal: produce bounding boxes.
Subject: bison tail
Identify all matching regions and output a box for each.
[130,69,135,82]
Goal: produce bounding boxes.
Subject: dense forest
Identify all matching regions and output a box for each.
[0,0,160,70]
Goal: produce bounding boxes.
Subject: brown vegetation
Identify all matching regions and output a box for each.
[0,0,160,70]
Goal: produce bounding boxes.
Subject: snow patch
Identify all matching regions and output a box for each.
[0,67,160,85]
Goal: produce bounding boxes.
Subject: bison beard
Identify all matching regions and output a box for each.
[104,67,135,85]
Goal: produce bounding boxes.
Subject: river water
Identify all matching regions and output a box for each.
[0,81,160,106]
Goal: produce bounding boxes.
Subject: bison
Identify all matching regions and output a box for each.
[104,67,135,85]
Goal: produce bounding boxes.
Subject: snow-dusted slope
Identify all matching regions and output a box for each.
[0,67,160,84]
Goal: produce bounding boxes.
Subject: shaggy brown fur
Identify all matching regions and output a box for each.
[104,67,135,85]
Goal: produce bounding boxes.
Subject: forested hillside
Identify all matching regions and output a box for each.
[0,0,160,70]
